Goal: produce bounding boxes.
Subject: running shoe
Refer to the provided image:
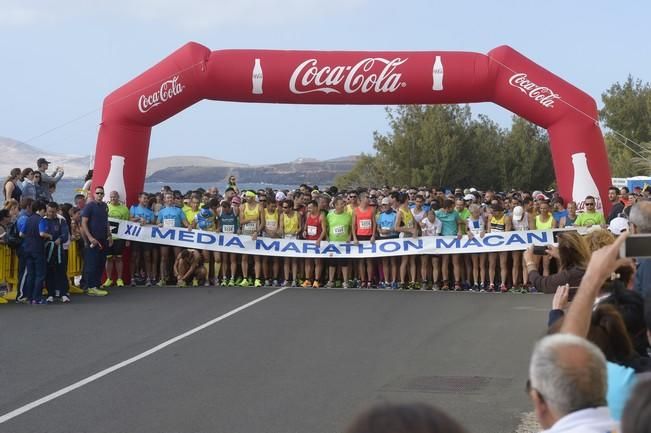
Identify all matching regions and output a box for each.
[156,279,164,287]
[312,280,320,288]
[291,280,298,287]
[228,278,236,287]
[61,295,71,303]
[239,278,251,287]
[500,283,509,293]
[391,281,398,290]
[272,279,279,287]
[102,279,113,288]
[264,279,272,287]
[0,297,7,304]
[432,283,440,291]
[325,281,334,288]
[116,279,125,287]
[342,281,349,289]
[302,279,312,288]
[254,278,263,287]
[145,279,152,287]
[178,280,187,287]
[204,279,210,287]
[441,283,450,291]
[235,277,243,285]
[470,283,479,292]
[454,282,463,291]
[87,287,108,296]
[130,278,137,287]
[68,286,84,294]
[191,279,199,287]
[487,284,495,293]
[46,296,55,304]
[31,299,47,304]
[16,296,29,304]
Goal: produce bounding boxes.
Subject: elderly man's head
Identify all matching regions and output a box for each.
[528,334,607,429]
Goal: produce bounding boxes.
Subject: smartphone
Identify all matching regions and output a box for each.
[568,286,579,301]
[620,234,651,258]
[533,245,548,255]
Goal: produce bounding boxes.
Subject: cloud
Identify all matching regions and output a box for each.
[0,0,366,29]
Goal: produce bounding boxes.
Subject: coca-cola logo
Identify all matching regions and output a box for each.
[289,57,407,95]
[138,76,185,113]
[508,73,560,108]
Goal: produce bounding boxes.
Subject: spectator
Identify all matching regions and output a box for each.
[560,201,578,227]
[584,229,616,253]
[622,379,651,433]
[629,202,651,299]
[524,231,590,293]
[528,334,618,432]
[36,158,64,201]
[41,202,70,303]
[21,201,48,304]
[4,168,22,202]
[344,402,468,433]
[19,168,37,200]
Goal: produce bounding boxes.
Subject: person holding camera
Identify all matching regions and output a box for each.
[36,158,64,202]
[524,231,591,293]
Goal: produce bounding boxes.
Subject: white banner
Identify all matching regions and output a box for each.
[111,219,561,258]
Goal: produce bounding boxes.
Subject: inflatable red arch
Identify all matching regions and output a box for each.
[94,42,610,212]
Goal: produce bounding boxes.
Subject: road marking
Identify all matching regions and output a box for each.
[0,288,287,424]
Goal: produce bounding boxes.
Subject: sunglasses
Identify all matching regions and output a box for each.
[95,191,105,195]
[585,202,595,206]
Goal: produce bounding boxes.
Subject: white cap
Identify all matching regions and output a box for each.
[275,191,286,202]
[512,206,524,221]
[469,187,477,193]
[464,194,474,201]
[381,197,390,205]
[608,217,629,235]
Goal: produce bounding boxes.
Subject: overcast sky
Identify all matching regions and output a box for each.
[1,0,649,164]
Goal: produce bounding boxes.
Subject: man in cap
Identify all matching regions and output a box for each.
[37,157,64,201]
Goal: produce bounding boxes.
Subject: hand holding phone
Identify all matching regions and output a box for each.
[620,234,651,258]
[533,245,549,255]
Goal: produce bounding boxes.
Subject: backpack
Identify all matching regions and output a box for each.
[6,222,22,249]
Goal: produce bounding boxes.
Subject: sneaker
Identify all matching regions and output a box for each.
[145,279,153,287]
[234,277,243,285]
[212,278,220,286]
[192,279,199,287]
[31,299,46,304]
[264,279,271,287]
[61,295,71,303]
[528,285,538,294]
[228,278,236,287]
[87,287,108,296]
[116,279,125,287]
[441,283,450,291]
[46,296,55,304]
[130,278,137,287]
[0,297,7,304]
[156,279,164,287]
[398,282,406,290]
[432,283,440,291]
[272,279,279,287]
[239,278,251,287]
[487,283,495,293]
[421,281,429,290]
[312,280,320,288]
[281,280,288,288]
[325,281,334,288]
[390,281,398,290]
[378,281,386,289]
[102,278,113,288]
[454,282,463,291]
[178,280,187,288]
[342,281,349,289]
[204,279,210,287]
[69,286,84,294]
[254,278,263,287]
[15,296,29,304]
[500,283,508,293]
[470,283,479,292]
[302,279,312,288]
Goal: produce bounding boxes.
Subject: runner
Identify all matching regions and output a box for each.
[156,192,191,286]
[261,198,281,286]
[465,203,486,291]
[395,193,418,289]
[486,203,512,292]
[303,200,326,288]
[510,205,530,293]
[574,196,606,228]
[326,196,352,288]
[217,200,239,286]
[533,200,556,279]
[280,199,302,287]
[194,198,221,286]
[103,191,130,288]
[352,191,376,288]
[129,192,155,286]
[239,191,263,287]
[436,199,464,291]
[560,201,578,227]
[173,249,206,287]
[419,209,442,290]
[376,197,399,288]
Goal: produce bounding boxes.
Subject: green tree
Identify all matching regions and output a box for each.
[500,116,554,191]
[600,76,651,175]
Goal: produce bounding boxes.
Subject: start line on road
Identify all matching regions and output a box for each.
[0,286,549,433]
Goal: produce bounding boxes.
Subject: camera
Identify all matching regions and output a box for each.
[533,245,549,255]
[619,234,651,258]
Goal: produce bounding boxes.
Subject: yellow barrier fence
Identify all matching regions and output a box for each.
[0,242,84,303]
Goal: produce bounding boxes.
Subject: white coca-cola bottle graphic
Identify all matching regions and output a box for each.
[571,152,602,212]
[102,155,127,203]
[252,58,263,95]
[432,56,444,91]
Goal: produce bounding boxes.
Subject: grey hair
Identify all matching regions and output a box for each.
[529,334,607,416]
[629,202,651,233]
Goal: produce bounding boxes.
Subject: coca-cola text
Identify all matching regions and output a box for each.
[289,57,407,95]
[138,76,185,113]
[508,73,560,108]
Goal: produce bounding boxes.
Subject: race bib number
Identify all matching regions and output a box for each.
[333,225,345,235]
[243,222,257,232]
[307,225,317,236]
[359,219,372,229]
[266,220,277,231]
[163,218,175,228]
[222,225,235,234]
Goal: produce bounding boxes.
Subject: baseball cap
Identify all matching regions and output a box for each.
[469,187,477,193]
[37,157,51,165]
[535,193,548,201]
[275,191,286,201]
[512,206,524,221]
[464,194,474,201]
[245,191,256,198]
[608,217,629,235]
[381,197,390,205]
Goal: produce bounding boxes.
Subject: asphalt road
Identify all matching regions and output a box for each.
[0,286,551,433]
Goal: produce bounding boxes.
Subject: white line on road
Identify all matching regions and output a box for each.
[0,287,287,425]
